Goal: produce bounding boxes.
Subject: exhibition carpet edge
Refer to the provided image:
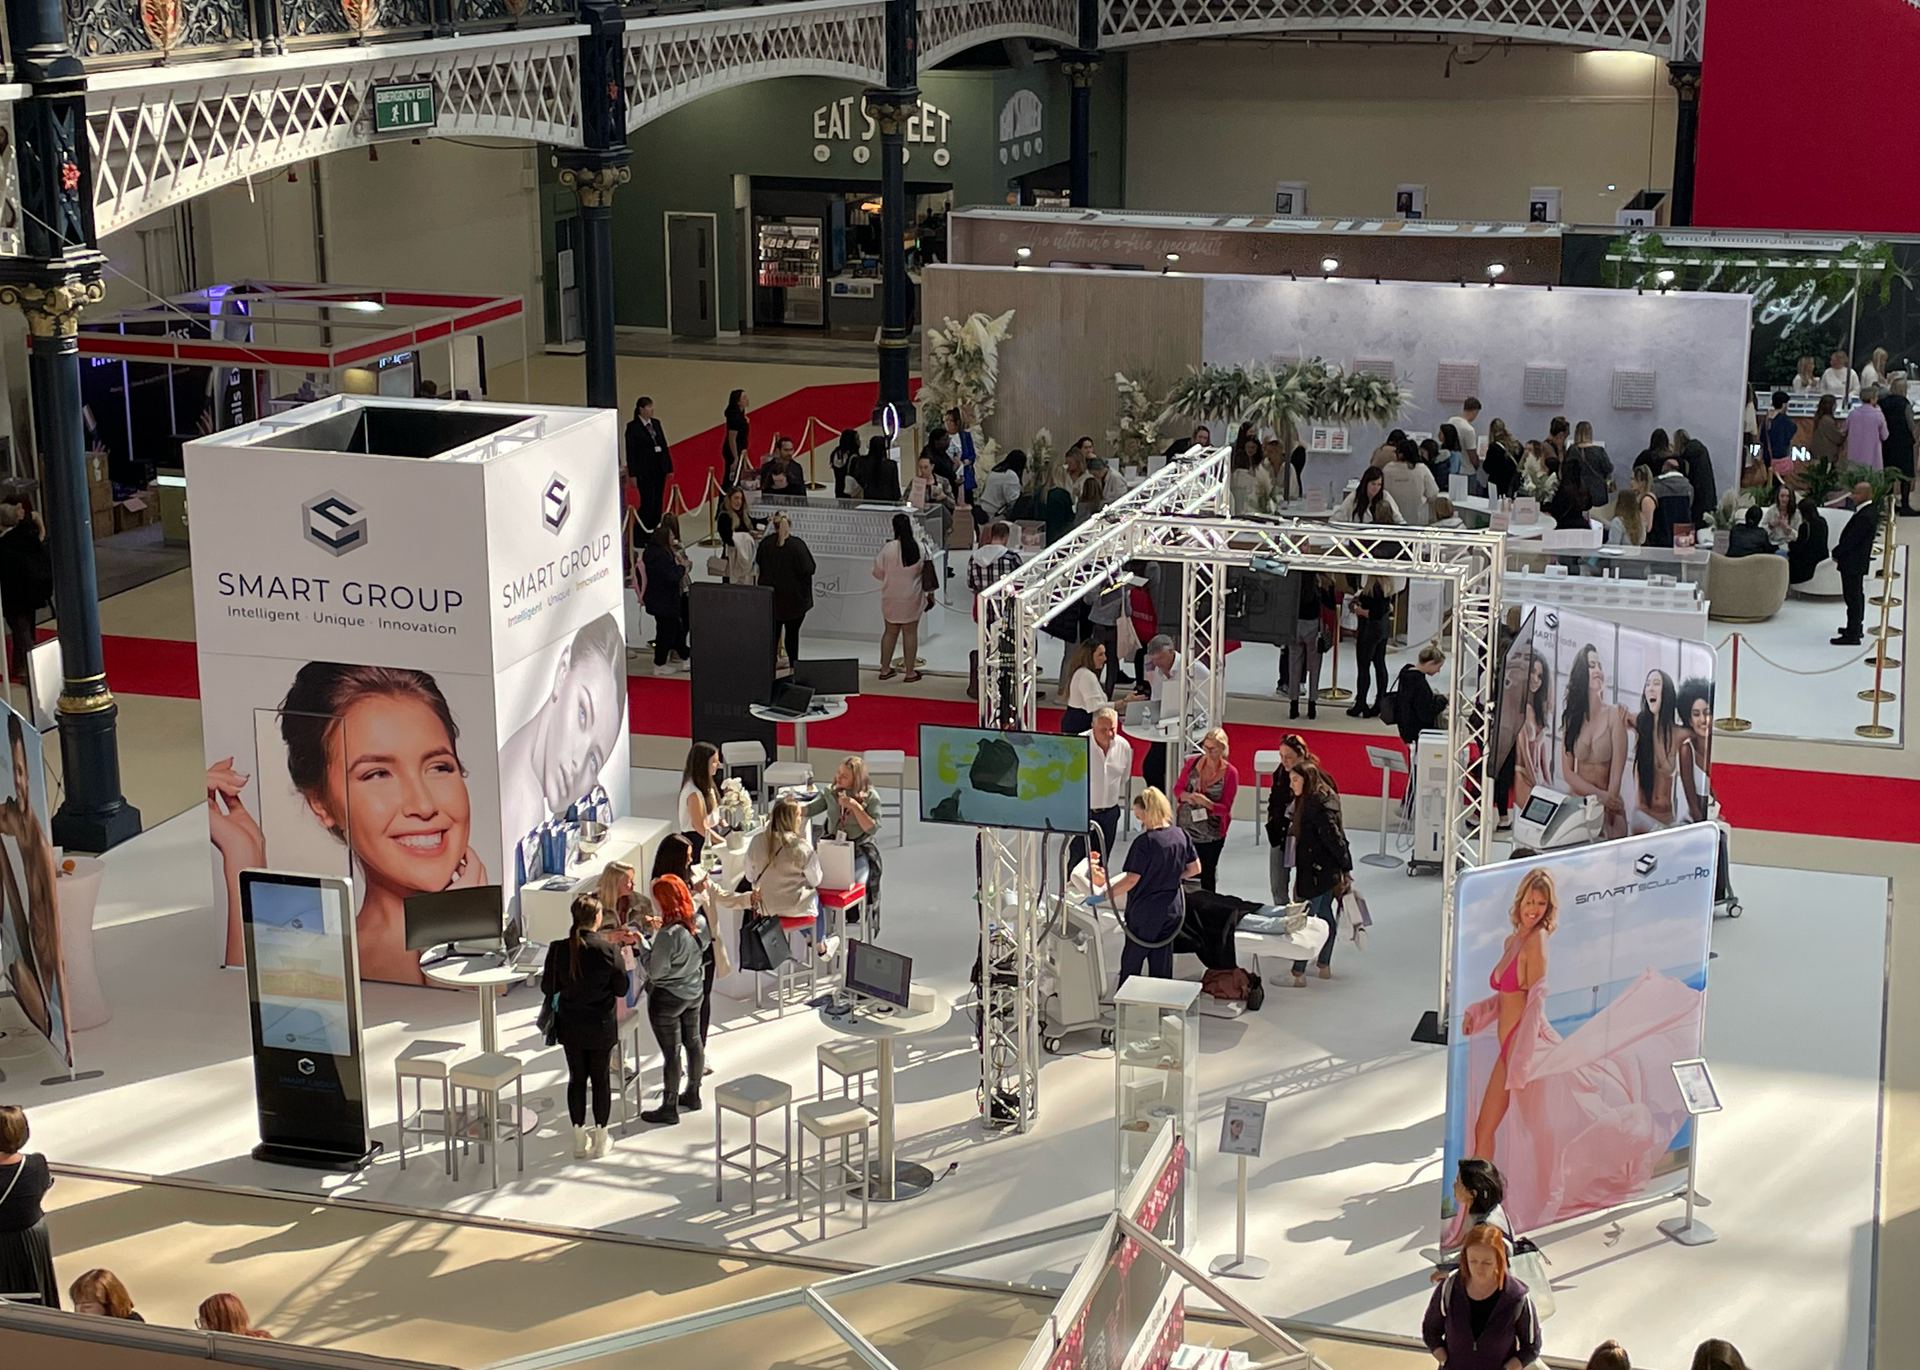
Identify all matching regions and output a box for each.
[81,634,1918,845]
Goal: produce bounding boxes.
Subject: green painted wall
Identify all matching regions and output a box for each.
[540,60,1126,334]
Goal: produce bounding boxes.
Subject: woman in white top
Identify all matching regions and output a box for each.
[677,741,724,861]
[1057,638,1109,736]
[1790,355,1820,394]
[1380,441,1439,527]
[1862,346,1891,393]
[1761,480,1801,552]
[1334,464,1405,524]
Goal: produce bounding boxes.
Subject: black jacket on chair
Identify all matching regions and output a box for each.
[1833,501,1879,576]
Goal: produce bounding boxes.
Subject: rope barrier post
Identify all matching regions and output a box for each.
[1321,622,1351,703]
[1714,632,1751,733]
[802,415,828,491]
[696,470,723,547]
[1872,492,1902,608]
[1859,524,1900,719]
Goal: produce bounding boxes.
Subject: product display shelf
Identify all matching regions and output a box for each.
[1114,976,1200,1250]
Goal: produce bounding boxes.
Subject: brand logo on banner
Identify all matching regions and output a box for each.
[542,473,572,534]
[303,491,368,556]
[297,1057,316,1076]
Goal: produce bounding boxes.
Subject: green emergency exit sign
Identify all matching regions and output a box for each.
[373,81,436,134]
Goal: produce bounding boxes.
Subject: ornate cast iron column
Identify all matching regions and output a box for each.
[866,0,917,429]
[0,0,141,850]
[1667,61,1701,228]
[1062,0,1101,208]
[557,0,631,412]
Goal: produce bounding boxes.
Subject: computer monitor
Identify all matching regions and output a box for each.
[791,657,860,697]
[403,886,505,951]
[845,940,912,1009]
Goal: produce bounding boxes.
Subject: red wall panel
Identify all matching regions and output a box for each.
[1695,0,1920,233]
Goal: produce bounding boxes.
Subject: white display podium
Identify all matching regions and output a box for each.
[186,396,632,984]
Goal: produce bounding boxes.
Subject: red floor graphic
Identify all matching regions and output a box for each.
[88,633,1916,844]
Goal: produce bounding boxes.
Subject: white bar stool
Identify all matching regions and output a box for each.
[611,1015,648,1126]
[764,760,814,804]
[721,740,768,798]
[394,1039,462,1173]
[449,1053,525,1189]
[1252,748,1282,844]
[816,1038,879,1103]
[797,1098,876,1238]
[714,1073,793,1214]
[863,750,907,846]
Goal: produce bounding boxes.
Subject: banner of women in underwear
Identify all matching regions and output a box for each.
[188,397,629,985]
[1442,823,1718,1234]
[1494,606,1717,836]
[0,699,65,1065]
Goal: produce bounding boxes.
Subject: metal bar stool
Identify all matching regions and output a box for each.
[1252,749,1282,844]
[862,750,907,846]
[394,1039,462,1173]
[715,1073,793,1214]
[764,760,814,806]
[721,740,768,799]
[814,882,865,982]
[797,1098,876,1238]
[758,915,818,1013]
[449,1053,525,1189]
[816,1038,879,1103]
[610,1014,648,1126]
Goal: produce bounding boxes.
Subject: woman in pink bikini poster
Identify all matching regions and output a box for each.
[1442,823,1718,1235]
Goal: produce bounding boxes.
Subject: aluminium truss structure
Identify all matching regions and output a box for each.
[975,447,1504,1129]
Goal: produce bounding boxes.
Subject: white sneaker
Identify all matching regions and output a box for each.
[654,661,681,676]
[589,1125,610,1158]
[571,1125,591,1158]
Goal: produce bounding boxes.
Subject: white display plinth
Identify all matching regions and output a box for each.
[187,396,631,985]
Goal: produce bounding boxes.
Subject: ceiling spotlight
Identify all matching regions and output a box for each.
[339,300,385,313]
[1015,245,1032,263]
[1655,268,1676,286]
[1165,252,1180,264]
[1320,256,1340,274]
[1606,183,1617,192]
[1485,262,1506,279]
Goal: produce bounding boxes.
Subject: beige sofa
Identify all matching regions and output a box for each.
[1707,551,1790,621]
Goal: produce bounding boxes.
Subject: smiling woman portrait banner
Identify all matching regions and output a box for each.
[188,399,626,986]
[1442,822,1718,1235]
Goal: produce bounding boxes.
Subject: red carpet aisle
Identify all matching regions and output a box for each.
[78,632,1920,845]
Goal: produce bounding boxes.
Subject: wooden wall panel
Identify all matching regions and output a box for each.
[920,265,1205,465]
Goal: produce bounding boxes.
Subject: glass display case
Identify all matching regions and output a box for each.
[1114,976,1200,1249]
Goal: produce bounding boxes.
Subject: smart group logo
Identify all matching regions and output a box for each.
[303,490,368,557]
[542,473,572,534]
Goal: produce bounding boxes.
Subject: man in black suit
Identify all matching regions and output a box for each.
[1831,481,1879,645]
[625,396,671,533]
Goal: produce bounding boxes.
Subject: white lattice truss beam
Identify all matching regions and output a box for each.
[1101,0,1705,59]
[86,31,582,238]
[976,449,1502,1126]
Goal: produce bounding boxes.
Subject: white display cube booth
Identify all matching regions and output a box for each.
[186,396,631,985]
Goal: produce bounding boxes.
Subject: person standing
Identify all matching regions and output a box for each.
[1808,394,1846,462]
[829,427,861,499]
[650,834,717,1049]
[1131,633,1211,793]
[1883,377,1917,515]
[756,511,816,670]
[1822,349,1861,400]
[872,512,929,682]
[943,407,978,503]
[641,522,688,674]
[1845,386,1889,468]
[1446,398,1482,469]
[909,451,957,551]
[1173,727,1238,893]
[1057,638,1109,735]
[197,1294,271,1338]
[1347,574,1392,717]
[977,451,1026,521]
[0,1105,57,1308]
[677,740,724,861]
[1080,706,1133,869]
[719,389,750,491]
[0,505,49,684]
[1482,420,1520,500]
[1335,464,1405,523]
[1287,761,1351,985]
[1383,442,1438,526]
[69,1269,142,1321]
[639,873,709,1125]
[1566,421,1612,508]
[1832,481,1879,645]
[542,893,633,1159]
[1394,643,1449,746]
[851,435,902,502]
[625,397,672,534]
[1759,390,1794,470]
[1420,1226,1544,1370]
[759,433,807,495]
[1286,574,1330,721]
[1263,733,1316,903]
[1089,786,1199,985]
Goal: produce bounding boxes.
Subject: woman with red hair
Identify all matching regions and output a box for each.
[1420,1225,1542,1370]
[197,1293,271,1338]
[639,873,710,1126]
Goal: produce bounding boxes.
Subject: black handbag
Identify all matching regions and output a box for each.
[536,992,560,1047]
[739,913,794,973]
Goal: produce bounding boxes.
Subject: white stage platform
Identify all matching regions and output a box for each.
[3,769,1882,1370]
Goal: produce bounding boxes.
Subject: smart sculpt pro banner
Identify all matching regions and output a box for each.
[189,398,629,985]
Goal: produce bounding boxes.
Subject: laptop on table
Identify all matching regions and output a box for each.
[760,679,816,720]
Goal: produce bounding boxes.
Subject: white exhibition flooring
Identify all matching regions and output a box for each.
[763,542,1910,748]
[0,768,1884,1370]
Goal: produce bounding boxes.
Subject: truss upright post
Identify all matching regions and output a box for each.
[867,0,918,431]
[556,0,631,412]
[0,0,140,851]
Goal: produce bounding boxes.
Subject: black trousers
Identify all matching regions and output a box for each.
[1353,631,1390,707]
[699,947,716,1044]
[648,991,705,1107]
[774,615,805,666]
[1193,837,1223,893]
[6,610,33,682]
[1068,804,1122,871]
[1143,741,1167,796]
[1842,569,1867,638]
[562,1041,613,1127]
[653,608,687,664]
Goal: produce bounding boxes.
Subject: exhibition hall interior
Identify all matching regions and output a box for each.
[0,2,1915,1370]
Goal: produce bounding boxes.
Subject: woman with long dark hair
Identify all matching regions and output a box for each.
[719,389,750,490]
[1629,669,1682,833]
[677,740,723,861]
[1676,676,1714,824]
[830,427,861,498]
[1335,465,1404,523]
[851,435,901,501]
[1562,644,1628,840]
[1264,733,1318,903]
[1346,574,1393,717]
[642,522,689,673]
[542,892,633,1158]
[1511,651,1554,811]
[872,510,927,682]
[1287,761,1351,986]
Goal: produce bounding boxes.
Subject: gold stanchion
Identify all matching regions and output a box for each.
[1870,488,1903,632]
[1857,521,1900,727]
[1714,632,1752,732]
[695,470,723,547]
[800,415,829,491]
[1866,643,1902,670]
[1320,626,1352,702]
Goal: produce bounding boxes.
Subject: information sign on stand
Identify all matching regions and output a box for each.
[1362,746,1407,869]
[1659,1058,1721,1247]
[1209,1097,1269,1278]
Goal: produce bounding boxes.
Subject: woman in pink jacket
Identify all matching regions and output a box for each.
[872,512,928,682]
[1173,726,1239,892]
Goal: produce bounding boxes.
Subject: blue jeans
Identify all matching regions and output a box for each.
[1292,890,1338,973]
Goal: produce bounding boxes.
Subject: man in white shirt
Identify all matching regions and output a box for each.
[1075,705,1134,868]
[1131,634,1212,794]
[1822,349,1862,400]
[1446,397,1482,463]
